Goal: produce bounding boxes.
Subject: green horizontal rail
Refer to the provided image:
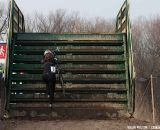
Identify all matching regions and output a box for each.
[11,74,126,84]
[12,68,125,74]
[13,58,125,65]
[12,73,126,79]
[11,83,126,88]
[13,54,125,62]
[13,54,125,59]
[11,87,127,93]
[12,64,125,70]
[15,40,124,46]
[14,49,124,55]
[14,33,125,41]
[14,46,123,51]
[9,104,127,110]
[10,98,128,103]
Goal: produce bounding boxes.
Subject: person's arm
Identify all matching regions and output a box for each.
[41,55,45,63]
[54,57,59,72]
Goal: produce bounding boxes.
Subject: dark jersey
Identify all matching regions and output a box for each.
[43,59,57,74]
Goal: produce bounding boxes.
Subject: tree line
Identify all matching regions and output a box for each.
[25,9,115,34]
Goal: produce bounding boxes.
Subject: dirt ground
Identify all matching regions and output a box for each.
[0,117,153,130]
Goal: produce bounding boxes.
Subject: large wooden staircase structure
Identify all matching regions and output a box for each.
[3,0,135,118]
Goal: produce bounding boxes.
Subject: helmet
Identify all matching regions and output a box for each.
[44,50,53,55]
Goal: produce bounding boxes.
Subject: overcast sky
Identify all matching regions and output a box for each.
[1,0,160,19]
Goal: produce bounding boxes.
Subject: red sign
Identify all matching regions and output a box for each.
[0,44,6,58]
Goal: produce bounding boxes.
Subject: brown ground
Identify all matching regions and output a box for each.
[0,117,152,130]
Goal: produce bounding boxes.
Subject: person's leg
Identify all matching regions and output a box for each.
[42,74,50,95]
[46,84,50,96]
[48,81,55,104]
[52,82,56,102]
[49,81,54,104]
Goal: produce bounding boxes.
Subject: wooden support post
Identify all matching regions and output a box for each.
[151,74,155,124]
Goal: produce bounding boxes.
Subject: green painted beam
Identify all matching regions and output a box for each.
[13,60,125,64]
[13,55,125,64]
[14,46,123,51]
[11,74,126,84]
[10,98,128,103]
[11,83,126,90]
[12,64,125,70]
[12,67,126,74]
[14,48,124,55]
[14,33,125,41]
[11,73,126,79]
[11,87,127,94]
[9,103,127,110]
[15,40,124,46]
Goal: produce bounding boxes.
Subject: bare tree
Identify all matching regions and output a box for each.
[0,1,8,40]
[64,12,81,33]
[25,9,115,34]
[25,15,37,32]
[88,17,115,33]
[146,16,160,75]
[132,16,160,77]
[132,17,150,77]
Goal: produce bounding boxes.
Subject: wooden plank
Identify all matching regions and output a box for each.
[12,68,126,74]
[11,79,126,84]
[11,73,126,80]
[14,47,124,55]
[13,55,125,64]
[11,87,127,94]
[11,74,126,84]
[9,102,127,109]
[10,98,128,103]
[13,64,125,70]
[15,40,124,46]
[11,83,126,89]
[13,59,125,64]
[13,60,125,65]
[14,33,125,41]
[14,46,123,51]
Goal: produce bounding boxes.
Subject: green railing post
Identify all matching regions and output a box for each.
[115,0,135,113]
[4,0,14,111]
